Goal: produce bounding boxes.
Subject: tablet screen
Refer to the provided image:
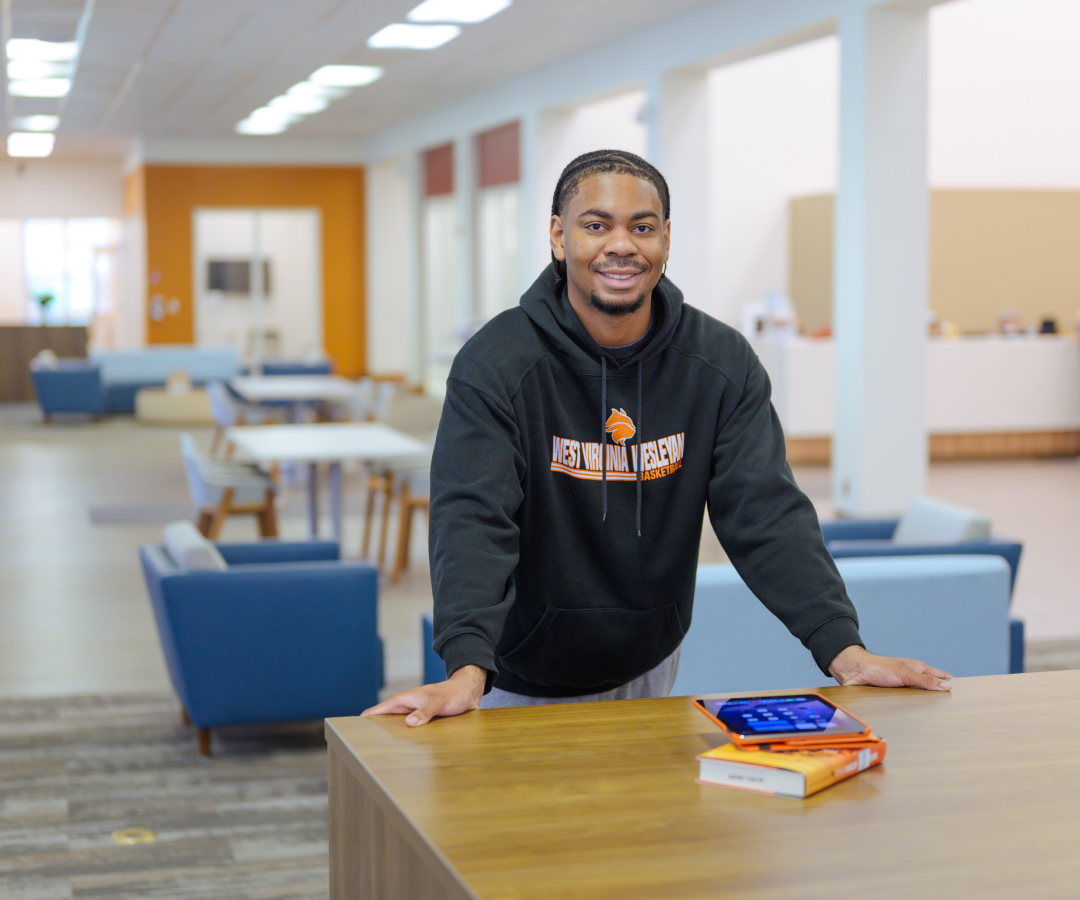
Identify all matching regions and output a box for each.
[701,695,865,737]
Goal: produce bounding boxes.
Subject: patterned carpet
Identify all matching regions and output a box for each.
[0,694,330,900]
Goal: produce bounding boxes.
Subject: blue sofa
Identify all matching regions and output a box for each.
[821,517,1024,672]
[139,537,383,753]
[422,555,1013,695]
[30,346,241,417]
[672,555,1012,696]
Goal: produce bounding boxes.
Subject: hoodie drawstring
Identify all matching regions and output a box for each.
[636,360,642,538]
[600,355,607,522]
[599,355,643,537]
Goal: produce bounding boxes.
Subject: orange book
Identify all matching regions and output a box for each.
[696,740,887,799]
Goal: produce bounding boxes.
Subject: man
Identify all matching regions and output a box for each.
[365,149,951,727]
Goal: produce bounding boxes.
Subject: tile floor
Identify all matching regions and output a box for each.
[1,400,1077,700]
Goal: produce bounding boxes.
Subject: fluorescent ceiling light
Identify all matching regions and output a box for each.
[268,94,329,115]
[5,38,79,61]
[367,24,460,50]
[309,65,383,87]
[407,0,511,24]
[7,59,71,80]
[7,132,55,157]
[247,106,300,125]
[7,78,71,97]
[11,115,59,131]
[287,81,349,100]
[236,118,289,135]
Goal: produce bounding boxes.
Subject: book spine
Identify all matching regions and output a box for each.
[804,742,887,797]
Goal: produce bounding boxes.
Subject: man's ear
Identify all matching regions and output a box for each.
[550,215,566,262]
[663,218,671,263]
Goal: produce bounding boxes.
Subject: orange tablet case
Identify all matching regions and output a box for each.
[692,693,877,750]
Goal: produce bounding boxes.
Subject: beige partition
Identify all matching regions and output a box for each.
[790,189,1080,334]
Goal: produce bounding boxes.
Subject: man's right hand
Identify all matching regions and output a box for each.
[361,664,488,727]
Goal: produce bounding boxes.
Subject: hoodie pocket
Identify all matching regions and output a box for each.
[500,604,685,690]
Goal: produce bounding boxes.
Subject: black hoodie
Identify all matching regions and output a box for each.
[429,266,863,697]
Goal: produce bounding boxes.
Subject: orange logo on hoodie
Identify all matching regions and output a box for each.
[605,408,636,445]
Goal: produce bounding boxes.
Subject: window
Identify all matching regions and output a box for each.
[23,218,120,325]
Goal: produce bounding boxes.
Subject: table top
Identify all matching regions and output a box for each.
[229,375,357,402]
[226,422,428,463]
[327,670,1080,900]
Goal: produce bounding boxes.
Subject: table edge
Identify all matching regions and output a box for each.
[325,719,481,900]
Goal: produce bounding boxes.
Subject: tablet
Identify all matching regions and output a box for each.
[693,693,872,747]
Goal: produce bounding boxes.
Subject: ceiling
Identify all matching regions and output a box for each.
[2,0,719,152]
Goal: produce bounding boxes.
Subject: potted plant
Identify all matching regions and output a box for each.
[35,292,55,324]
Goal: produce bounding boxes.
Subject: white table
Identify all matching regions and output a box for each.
[229,375,357,412]
[226,423,429,542]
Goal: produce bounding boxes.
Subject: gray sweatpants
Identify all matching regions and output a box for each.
[480,646,681,709]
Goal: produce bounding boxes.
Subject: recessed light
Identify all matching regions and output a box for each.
[7,78,71,97]
[7,59,71,80]
[407,0,511,24]
[309,65,383,87]
[287,81,349,100]
[5,39,79,61]
[367,24,460,50]
[7,132,56,157]
[11,115,59,132]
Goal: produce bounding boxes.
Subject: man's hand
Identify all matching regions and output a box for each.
[828,645,952,691]
[361,664,488,727]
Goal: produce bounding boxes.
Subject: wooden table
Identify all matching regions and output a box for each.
[327,670,1080,900]
[226,422,427,541]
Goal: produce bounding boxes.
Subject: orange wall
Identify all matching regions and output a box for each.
[138,164,367,376]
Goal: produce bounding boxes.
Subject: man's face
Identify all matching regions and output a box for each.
[550,172,670,317]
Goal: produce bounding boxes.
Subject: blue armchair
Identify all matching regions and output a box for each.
[30,360,104,419]
[821,518,1025,673]
[139,537,383,754]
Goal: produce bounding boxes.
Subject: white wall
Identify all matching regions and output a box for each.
[929,0,1080,188]
[0,159,124,219]
[706,37,839,328]
[365,158,414,377]
[0,221,26,324]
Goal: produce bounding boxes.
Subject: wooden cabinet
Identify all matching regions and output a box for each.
[0,326,88,402]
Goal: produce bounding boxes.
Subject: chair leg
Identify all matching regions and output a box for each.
[377,471,395,573]
[258,489,278,537]
[195,510,214,537]
[209,427,223,455]
[197,727,211,756]
[392,487,413,585]
[362,473,380,558]
[207,487,234,540]
[180,706,191,725]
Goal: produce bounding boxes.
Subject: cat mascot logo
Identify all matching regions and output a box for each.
[604,408,636,445]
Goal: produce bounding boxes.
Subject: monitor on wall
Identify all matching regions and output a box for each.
[207,260,271,295]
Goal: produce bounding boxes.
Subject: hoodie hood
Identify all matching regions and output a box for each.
[519,264,684,372]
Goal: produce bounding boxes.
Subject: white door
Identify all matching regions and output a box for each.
[193,208,322,365]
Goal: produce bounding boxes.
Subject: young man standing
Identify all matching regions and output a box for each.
[366,149,950,726]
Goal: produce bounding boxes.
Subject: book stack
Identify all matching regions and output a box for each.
[696,739,886,799]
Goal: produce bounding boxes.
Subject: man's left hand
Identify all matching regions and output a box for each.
[828,645,952,691]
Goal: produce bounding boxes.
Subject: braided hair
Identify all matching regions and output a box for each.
[550,149,671,289]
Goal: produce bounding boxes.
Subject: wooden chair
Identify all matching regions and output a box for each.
[392,472,430,584]
[181,434,278,539]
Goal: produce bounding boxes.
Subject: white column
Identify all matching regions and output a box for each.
[832,3,930,517]
[518,110,541,295]
[658,68,712,313]
[403,153,423,388]
[453,134,476,326]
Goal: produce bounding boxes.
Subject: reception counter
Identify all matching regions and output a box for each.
[754,335,1080,462]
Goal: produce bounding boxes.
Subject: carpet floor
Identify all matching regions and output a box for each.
[0,694,330,900]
